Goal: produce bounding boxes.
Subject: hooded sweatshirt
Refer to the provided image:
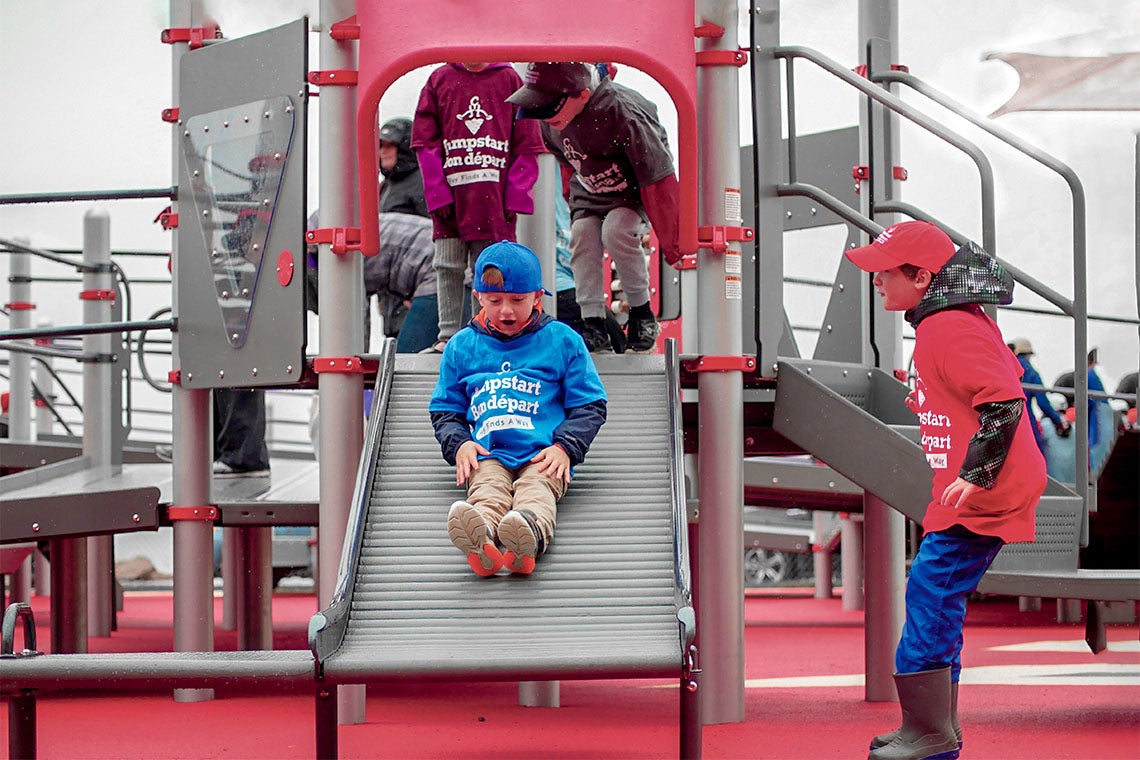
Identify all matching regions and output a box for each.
[906,242,1046,542]
[378,118,429,218]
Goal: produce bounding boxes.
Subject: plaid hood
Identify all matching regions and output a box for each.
[905,241,1014,327]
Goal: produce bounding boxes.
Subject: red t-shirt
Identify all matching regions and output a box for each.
[912,305,1046,542]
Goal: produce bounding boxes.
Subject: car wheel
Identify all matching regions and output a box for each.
[744,548,789,586]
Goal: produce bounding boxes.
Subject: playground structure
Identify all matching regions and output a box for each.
[2,0,1139,757]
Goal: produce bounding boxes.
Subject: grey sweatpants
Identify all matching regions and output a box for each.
[433,237,491,342]
[569,207,650,319]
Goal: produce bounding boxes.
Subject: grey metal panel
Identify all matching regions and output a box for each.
[772,360,930,523]
[976,569,1140,602]
[321,354,686,683]
[175,19,308,388]
[1,488,160,543]
[0,650,314,692]
[986,495,1081,575]
[743,457,861,496]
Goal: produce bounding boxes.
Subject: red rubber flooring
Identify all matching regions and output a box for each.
[2,590,1137,759]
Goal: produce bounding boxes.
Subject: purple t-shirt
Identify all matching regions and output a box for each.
[412,64,544,241]
[541,78,675,220]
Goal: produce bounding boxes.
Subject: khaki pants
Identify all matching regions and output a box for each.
[466,458,566,548]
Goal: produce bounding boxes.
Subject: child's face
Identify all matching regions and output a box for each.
[476,290,542,335]
[544,90,591,130]
[873,266,928,311]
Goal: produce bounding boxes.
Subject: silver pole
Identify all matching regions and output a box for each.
[514,153,562,708]
[695,0,745,725]
[317,0,366,724]
[859,0,905,703]
[812,512,833,598]
[169,0,214,703]
[7,246,35,605]
[34,318,54,437]
[841,515,865,611]
[82,208,115,637]
[517,153,559,316]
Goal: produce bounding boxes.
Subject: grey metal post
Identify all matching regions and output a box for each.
[517,153,559,316]
[34,319,54,437]
[751,0,786,379]
[859,0,905,703]
[7,247,35,605]
[317,0,367,724]
[236,526,273,650]
[7,247,33,441]
[696,0,745,725]
[515,152,561,708]
[170,0,215,702]
[841,514,865,611]
[812,512,833,598]
[221,528,237,630]
[82,209,115,638]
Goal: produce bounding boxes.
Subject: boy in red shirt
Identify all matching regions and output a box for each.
[846,221,1046,760]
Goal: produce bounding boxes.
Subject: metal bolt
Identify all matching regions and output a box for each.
[263,199,270,207]
[202,209,209,217]
[187,372,193,381]
[221,291,229,299]
[252,367,259,376]
[241,288,250,297]
[211,250,218,259]
[686,680,699,693]
[223,120,229,128]
[252,244,260,251]
[285,106,294,114]
[810,207,817,215]
[772,477,779,484]
[826,324,833,333]
[219,370,225,379]
[231,333,239,341]
[838,284,845,292]
[264,111,271,119]
[203,125,209,132]
[806,367,812,374]
[786,211,792,218]
[828,482,836,489]
[132,514,140,523]
[193,170,200,177]
[286,365,294,374]
[183,130,190,137]
[31,522,40,532]
[274,152,282,161]
[244,115,250,123]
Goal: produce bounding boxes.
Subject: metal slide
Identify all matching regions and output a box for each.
[309,341,698,753]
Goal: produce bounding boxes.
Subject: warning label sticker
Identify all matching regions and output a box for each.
[725,275,742,300]
[725,188,742,223]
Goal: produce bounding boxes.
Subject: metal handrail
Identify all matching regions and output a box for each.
[773,45,997,255]
[0,187,174,205]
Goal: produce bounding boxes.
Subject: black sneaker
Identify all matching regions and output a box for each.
[625,313,660,353]
[581,318,613,353]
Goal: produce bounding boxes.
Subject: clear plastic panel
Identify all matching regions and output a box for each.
[182,96,296,347]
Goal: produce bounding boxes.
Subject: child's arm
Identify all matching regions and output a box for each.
[455,439,491,486]
[942,398,1024,508]
[551,399,607,467]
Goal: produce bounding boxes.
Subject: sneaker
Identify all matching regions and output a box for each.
[212,460,271,478]
[154,444,173,463]
[498,510,545,575]
[447,500,503,577]
[581,318,613,353]
[625,313,660,353]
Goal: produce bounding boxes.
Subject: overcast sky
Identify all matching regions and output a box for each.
[1,0,1137,389]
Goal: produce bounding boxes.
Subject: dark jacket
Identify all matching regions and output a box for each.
[378,118,429,218]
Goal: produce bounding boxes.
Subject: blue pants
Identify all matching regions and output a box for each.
[896,526,1004,682]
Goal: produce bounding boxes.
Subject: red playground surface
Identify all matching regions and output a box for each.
[2,589,1137,759]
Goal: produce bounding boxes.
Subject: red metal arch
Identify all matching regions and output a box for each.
[355,0,698,257]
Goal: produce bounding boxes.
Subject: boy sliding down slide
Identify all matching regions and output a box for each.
[428,241,607,576]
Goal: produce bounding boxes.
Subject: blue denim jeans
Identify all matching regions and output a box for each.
[895,526,1004,681]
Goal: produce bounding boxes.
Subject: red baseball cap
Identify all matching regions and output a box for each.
[845,221,956,274]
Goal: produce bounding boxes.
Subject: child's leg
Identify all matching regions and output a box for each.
[498,462,565,574]
[568,215,607,320]
[448,459,515,576]
[895,526,1004,679]
[600,207,651,310]
[432,237,467,343]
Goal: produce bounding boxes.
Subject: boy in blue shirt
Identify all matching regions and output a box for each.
[429,241,607,576]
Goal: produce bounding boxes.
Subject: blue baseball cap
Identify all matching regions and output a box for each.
[473,241,552,295]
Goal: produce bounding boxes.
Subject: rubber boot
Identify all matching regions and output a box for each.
[867,667,959,760]
[870,681,962,750]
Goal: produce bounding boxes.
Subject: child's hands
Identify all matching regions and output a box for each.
[940,477,983,510]
[904,391,918,413]
[531,445,571,484]
[455,440,489,486]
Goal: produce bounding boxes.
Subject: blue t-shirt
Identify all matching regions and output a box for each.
[429,319,607,469]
